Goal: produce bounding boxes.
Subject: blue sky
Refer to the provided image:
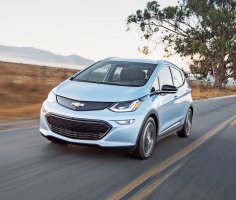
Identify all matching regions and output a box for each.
[0,0,189,68]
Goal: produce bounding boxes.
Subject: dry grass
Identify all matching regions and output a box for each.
[1,61,236,122]
[189,82,236,100]
[0,61,78,84]
[0,61,78,122]
[0,82,57,121]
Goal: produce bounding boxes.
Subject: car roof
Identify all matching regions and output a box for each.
[103,57,182,71]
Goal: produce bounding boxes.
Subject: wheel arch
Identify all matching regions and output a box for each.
[133,109,160,151]
[182,104,193,123]
[149,113,159,136]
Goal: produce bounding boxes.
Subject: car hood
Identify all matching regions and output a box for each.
[55,80,149,102]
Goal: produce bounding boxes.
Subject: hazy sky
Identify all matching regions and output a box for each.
[0,0,189,68]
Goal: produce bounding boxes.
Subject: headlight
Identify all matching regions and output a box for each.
[110,100,141,112]
[47,90,56,103]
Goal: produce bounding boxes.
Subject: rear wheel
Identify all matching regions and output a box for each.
[177,109,192,137]
[132,117,156,159]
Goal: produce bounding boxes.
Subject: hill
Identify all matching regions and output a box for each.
[0,44,94,67]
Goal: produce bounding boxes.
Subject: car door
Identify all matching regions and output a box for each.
[170,66,190,122]
[157,66,180,134]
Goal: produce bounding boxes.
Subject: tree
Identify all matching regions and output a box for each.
[181,67,189,78]
[126,0,236,86]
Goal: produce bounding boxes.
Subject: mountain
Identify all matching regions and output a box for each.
[0,44,94,68]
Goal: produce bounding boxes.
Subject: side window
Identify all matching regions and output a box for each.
[151,77,160,92]
[171,67,183,87]
[180,71,186,83]
[158,66,173,89]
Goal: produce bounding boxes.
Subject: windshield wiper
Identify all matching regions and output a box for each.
[73,80,102,84]
[73,79,142,87]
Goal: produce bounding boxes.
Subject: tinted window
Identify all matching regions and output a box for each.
[89,64,111,82]
[112,67,123,81]
[73,61,157,87]
[180,70,186,82]
[158,66,173,88]
[171,67,183,87]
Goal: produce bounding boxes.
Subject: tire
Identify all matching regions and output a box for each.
[177,109,193,137]
[132,117,156,159]
[47,137,67,144]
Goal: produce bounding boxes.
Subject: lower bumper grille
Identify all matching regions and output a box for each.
[46,113,112,140]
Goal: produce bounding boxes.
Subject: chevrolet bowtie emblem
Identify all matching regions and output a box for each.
[71,102,84,107]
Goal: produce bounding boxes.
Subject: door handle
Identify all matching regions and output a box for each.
[174,95,178,99]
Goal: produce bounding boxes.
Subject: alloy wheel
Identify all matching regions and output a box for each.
[143,121,155,157]
[185,110,192,136]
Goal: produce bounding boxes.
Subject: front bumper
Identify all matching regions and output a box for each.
[40,100,147,150]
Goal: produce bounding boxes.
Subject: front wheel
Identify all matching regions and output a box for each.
[132,117,156,159]
[177,109,193,137]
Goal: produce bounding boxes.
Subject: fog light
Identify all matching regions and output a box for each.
[115,120,134,125]
[41,105,47,113]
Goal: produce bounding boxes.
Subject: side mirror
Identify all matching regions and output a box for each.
[150,84,178,97]
[161,85,178,93]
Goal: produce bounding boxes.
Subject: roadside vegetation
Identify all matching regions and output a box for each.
[189,81,236,100]
[0,61,236,122]
[0,61,77,122]
[126,0,236,87]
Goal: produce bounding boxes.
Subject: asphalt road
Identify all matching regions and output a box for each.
[1,95,236,200]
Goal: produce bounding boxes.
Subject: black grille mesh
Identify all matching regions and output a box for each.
[46,113,112,140]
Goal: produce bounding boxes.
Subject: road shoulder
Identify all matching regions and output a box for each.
[0,118,39,131]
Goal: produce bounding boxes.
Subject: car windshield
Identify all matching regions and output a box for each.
[73,61,157,87]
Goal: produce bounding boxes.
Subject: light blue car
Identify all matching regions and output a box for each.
[40,58,193,159]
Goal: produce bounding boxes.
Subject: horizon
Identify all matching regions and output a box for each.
[0,0,190,69]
